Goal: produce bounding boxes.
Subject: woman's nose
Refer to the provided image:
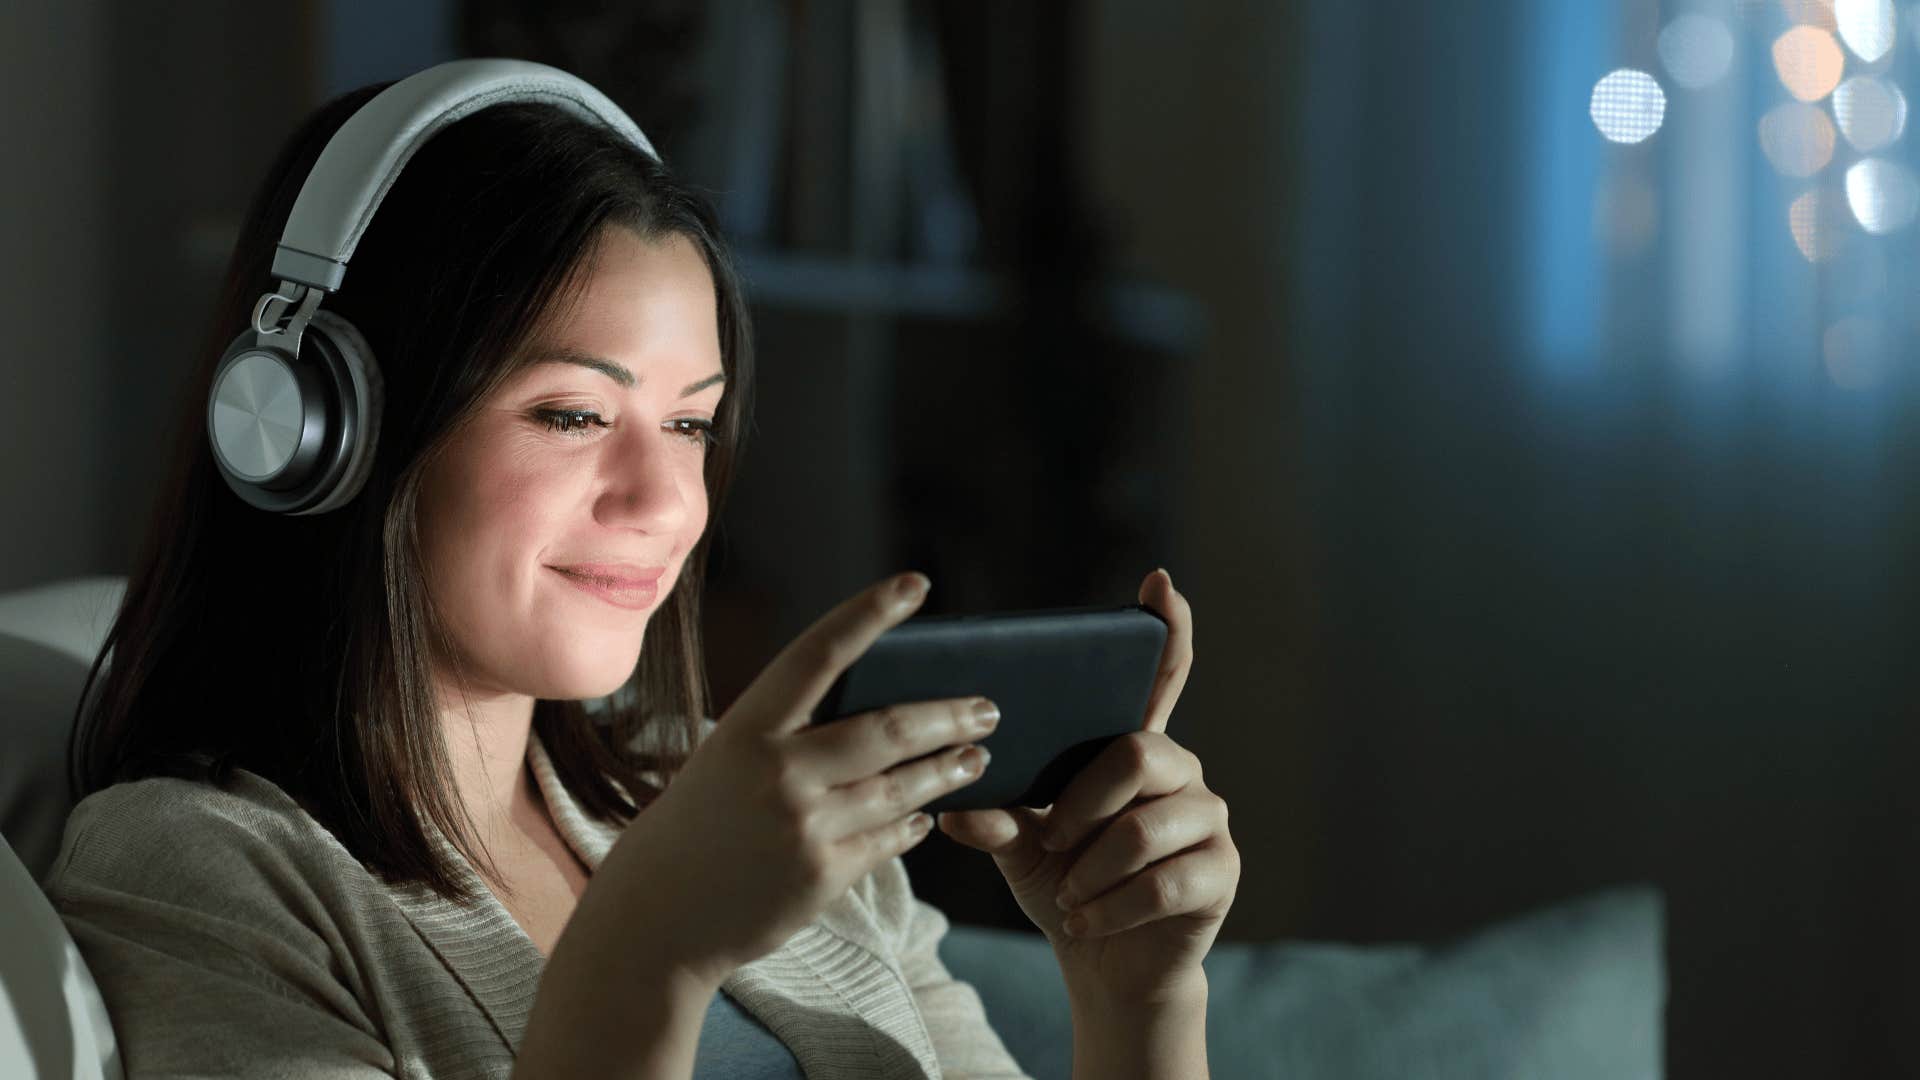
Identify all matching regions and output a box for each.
[594,429,689,532]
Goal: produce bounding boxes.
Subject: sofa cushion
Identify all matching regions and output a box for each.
[0,576,125,670]
[0,576,124,884]
[938,886,1665,1080]
[0,632,93,884]
[0,832,123,1079]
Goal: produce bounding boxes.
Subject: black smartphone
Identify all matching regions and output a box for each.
[809,603,1170,814]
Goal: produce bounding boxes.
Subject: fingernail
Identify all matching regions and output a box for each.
[1062,913,1089,936]
[1041,832,1067,852]
[971,697,1001,730]
[955,745,989,778]
[1054,889,1077,912]
[1157,567,1173,588]
[894,573,929,608]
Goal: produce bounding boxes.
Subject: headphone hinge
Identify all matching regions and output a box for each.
[250,281,325,352]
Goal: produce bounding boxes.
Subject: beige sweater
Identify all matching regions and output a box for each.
[43,723,1032,1079]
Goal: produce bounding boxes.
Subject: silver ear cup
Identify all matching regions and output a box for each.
[208,349,309,481]
[206,307,383,515]
[296,309,383,516]
[208,333,331,510]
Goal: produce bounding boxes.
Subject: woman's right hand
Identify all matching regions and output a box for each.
[597,571,997,992]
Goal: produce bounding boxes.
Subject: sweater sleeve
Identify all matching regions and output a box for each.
[43,780,398,1079]
[868,854,1034,1080]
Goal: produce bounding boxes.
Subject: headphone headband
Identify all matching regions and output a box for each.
[271,58,660,292]
[209,58,660,515]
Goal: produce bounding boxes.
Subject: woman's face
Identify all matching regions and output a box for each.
[417,226,725,703]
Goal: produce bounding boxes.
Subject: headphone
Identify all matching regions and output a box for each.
[206,58,660,515]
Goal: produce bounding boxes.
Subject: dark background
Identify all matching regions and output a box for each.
[5,1,1916,1075]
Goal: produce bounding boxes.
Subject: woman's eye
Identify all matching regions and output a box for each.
[536,409,715,451]
[536,409,609,438]
[670,418,717,450]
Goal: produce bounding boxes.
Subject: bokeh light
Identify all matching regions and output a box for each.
[1773,25,1848,100]
[1835,0,1898,61]
[1781,0,1838,31]
[1845,157,1920,230]
[1823,315,1890,387]
[1659,15,1737,88]
[1789,188,1851,260]
[1760,101,1839,175]
[1831,75,1908,150]
[1590,69,1668,143]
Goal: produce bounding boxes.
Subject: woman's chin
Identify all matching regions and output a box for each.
[527,631,645,702]
[566,657,645,703]
[540,669,631,703]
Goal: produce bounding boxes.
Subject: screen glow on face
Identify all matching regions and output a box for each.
[417,228,726,704]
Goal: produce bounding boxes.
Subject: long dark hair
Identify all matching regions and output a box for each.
[67,78,755,906]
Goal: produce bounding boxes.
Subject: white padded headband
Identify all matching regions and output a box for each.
[270,58,660,292]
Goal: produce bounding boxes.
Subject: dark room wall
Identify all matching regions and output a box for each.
[1077,0,1320,936]
[2,0,114,590]
[1,2,316,592]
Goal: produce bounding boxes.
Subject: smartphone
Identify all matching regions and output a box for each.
[809,603,1169,814]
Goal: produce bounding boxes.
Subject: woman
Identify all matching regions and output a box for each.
[48,63,1239,1079]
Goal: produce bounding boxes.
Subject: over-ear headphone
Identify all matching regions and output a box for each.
[206,58,660,515]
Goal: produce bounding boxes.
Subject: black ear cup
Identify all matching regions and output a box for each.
[206,307,384,515]
[299,309,384,514]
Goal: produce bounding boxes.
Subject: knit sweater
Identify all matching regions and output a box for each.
[43,722,1033,1079]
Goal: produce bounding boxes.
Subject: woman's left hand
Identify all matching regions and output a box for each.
[937,568,1239,1006]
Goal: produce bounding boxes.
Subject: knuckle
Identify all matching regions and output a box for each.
[769,760,811,812]
[1119,731,1155,770]
[798,839,837,891]
[876,704,913,749]
[1121,812,1159,856]
[771,786,808,833]
[768,751,807,801]
[879,769,913,813]
[1149,869,1183,913]
[789,802,827,846]
[762,762,796,808]
[861,822,897,862]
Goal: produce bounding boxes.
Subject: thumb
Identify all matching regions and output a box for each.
[938,806,1051,865]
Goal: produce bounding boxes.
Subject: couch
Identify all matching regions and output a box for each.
[0,576,1666,1079]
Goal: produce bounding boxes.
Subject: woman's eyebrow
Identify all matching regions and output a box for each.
[527,346,727,397]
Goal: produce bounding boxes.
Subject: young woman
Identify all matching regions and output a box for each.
[48,62,1238,1079]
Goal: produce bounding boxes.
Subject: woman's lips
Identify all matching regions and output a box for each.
[553,562,667,586]
[549,566,661,611]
